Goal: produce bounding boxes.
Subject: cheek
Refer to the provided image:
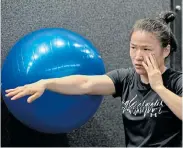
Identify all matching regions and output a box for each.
[152,54,164,66]
[143,51,156,59]
[130,50,135,58]
[142,52,149,57]
[156,56,164,64]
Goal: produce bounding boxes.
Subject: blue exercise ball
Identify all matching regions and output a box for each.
[1,28,105,133]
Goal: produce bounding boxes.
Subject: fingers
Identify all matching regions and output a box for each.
[152,54,158,68]
[149,54,158,68]
[5,88,23,97]
[145,55,153,69]
[149,54,155,68]
[142,61,148,71]
[144,53,159,69]
[5,89,16,93]
[5,83,43,103]
[5,87,41,103]
[5,86,22,93]
[27,93,40,103]
[142,54,161,76]
[11,90,28,100]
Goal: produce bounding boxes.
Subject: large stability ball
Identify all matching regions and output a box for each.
[1,28,105,133]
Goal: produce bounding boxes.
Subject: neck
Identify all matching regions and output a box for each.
[140,65,167,84]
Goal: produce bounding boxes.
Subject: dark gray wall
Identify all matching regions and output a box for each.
[170,0,182,71]
[2,0,170,146]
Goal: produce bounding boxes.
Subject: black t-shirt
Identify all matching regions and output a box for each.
[106,67,182,147]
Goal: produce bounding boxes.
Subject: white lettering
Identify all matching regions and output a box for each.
[121,94,164,117]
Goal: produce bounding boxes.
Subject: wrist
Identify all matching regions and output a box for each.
[39,79,51,89]
[153,85,166,93]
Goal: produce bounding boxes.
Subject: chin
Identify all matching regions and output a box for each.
[135,67,147,75]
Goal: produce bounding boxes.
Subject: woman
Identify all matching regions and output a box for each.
[5,11,182,147]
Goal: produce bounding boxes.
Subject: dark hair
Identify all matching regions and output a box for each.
[130,11,178,56]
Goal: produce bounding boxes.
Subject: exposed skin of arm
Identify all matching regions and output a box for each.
[142,54,182,120]
[5,75,115,103]
[154,86,182,120]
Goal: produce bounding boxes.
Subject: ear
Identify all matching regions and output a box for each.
[163,45,171,58]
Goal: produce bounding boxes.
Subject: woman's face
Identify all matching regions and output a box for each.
[130,30,168,75]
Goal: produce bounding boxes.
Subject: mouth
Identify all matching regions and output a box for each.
[135,64,143,68]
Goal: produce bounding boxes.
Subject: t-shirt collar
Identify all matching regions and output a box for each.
[136,67,170,91]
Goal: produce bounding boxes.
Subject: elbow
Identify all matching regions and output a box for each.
[81,83,92,95]
[177,116,182,121]
[178,113,182,121]
[77,78,92,95]
[175,110,182,121]
[80,81,95,95]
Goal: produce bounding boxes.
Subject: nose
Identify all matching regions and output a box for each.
[135,49,144,61]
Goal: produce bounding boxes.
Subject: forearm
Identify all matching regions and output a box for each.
[155,86,182,120]
[42,75,89,95]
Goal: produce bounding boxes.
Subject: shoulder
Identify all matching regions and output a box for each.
[106,67,135,81]
[165,68,182,96]
[166,68,182,83]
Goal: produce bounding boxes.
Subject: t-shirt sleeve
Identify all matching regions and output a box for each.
[106,68,132,98]
[174,74,182,97]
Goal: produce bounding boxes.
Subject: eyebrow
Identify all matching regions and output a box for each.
[130,43,152,48]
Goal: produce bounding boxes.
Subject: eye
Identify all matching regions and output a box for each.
[131,46,136,49]
[144,48,151,51]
